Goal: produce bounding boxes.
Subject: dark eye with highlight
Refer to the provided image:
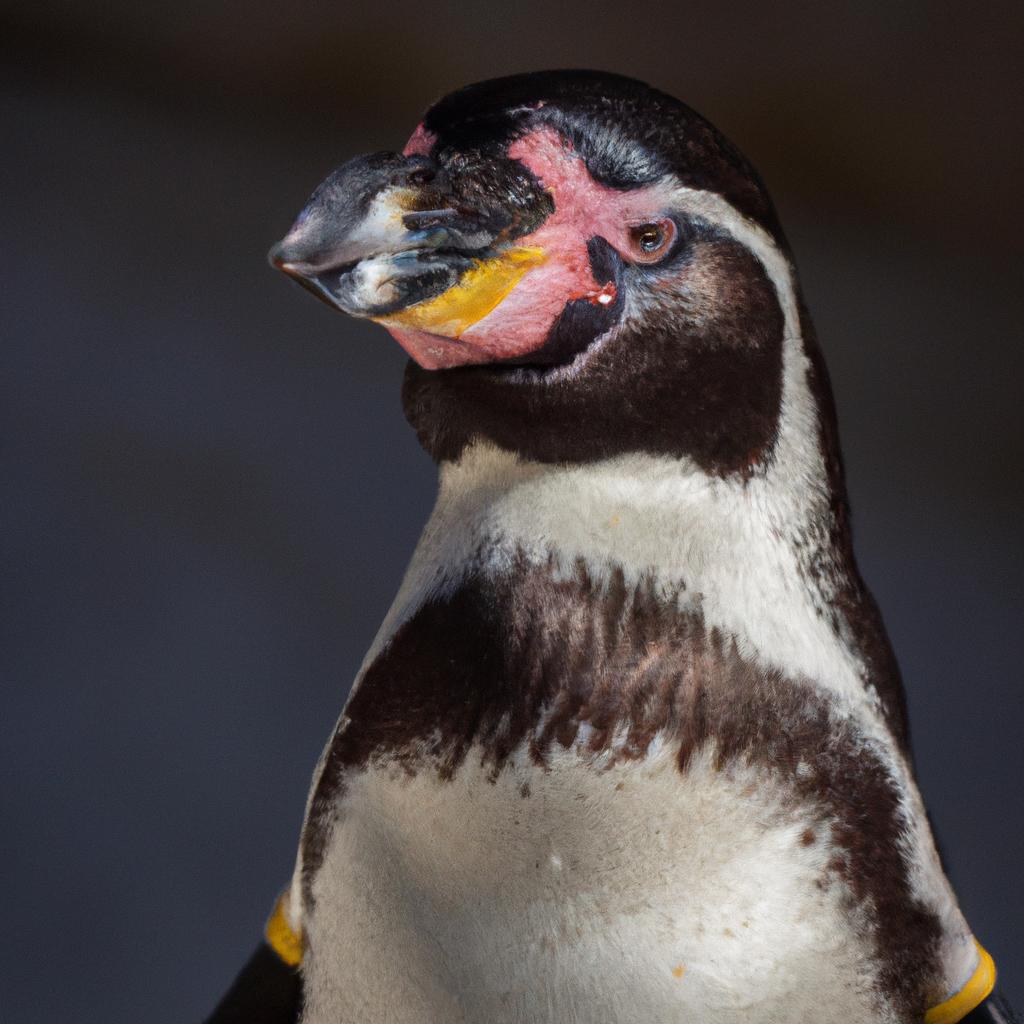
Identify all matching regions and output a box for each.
[627,219,677,264]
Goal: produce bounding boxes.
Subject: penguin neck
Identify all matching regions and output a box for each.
[368,308,905,740]
[428,427,846,611]
[415,302,852,619]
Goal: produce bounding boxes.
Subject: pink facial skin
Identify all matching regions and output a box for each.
[403,123,437,158]
[391,126,672,370]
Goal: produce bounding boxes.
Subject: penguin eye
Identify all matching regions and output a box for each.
[627,219,677,264]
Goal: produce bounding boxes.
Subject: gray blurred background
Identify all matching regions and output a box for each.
[1,2,1021,1020]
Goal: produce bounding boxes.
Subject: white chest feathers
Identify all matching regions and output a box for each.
[301,745,902,1024]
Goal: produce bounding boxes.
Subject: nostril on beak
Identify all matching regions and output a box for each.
[406,167,436,187]
[402,209,461,231]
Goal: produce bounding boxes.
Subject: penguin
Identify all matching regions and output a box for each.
[206,71,1011,1024]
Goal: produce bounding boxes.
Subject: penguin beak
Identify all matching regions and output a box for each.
[269,152,547,338]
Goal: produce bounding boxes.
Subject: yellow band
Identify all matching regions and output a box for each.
[265,891,303,968]
[375,246,546,338]
[924,941,996,1024]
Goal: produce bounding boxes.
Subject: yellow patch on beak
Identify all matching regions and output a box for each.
[374,247,546,338]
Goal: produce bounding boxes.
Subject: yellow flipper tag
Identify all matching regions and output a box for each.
[265,891,303,968]
[924,941,996,1024]
[375,246,546,338]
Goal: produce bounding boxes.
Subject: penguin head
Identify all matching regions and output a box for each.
[272,71,804,475]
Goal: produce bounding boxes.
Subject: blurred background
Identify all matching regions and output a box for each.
[2,1,1021,1020]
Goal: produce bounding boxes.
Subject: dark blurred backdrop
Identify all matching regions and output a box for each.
[2,2,1021,1021]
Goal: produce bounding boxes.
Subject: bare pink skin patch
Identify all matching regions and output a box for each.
[387,127,672,370]
[403,123,437,157]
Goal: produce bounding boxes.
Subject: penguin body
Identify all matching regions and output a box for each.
[211,71,1000,1024]
[293,445,972,1024]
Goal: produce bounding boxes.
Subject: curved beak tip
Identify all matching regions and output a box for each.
[268,245,312,287]
[267,242,290,271]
